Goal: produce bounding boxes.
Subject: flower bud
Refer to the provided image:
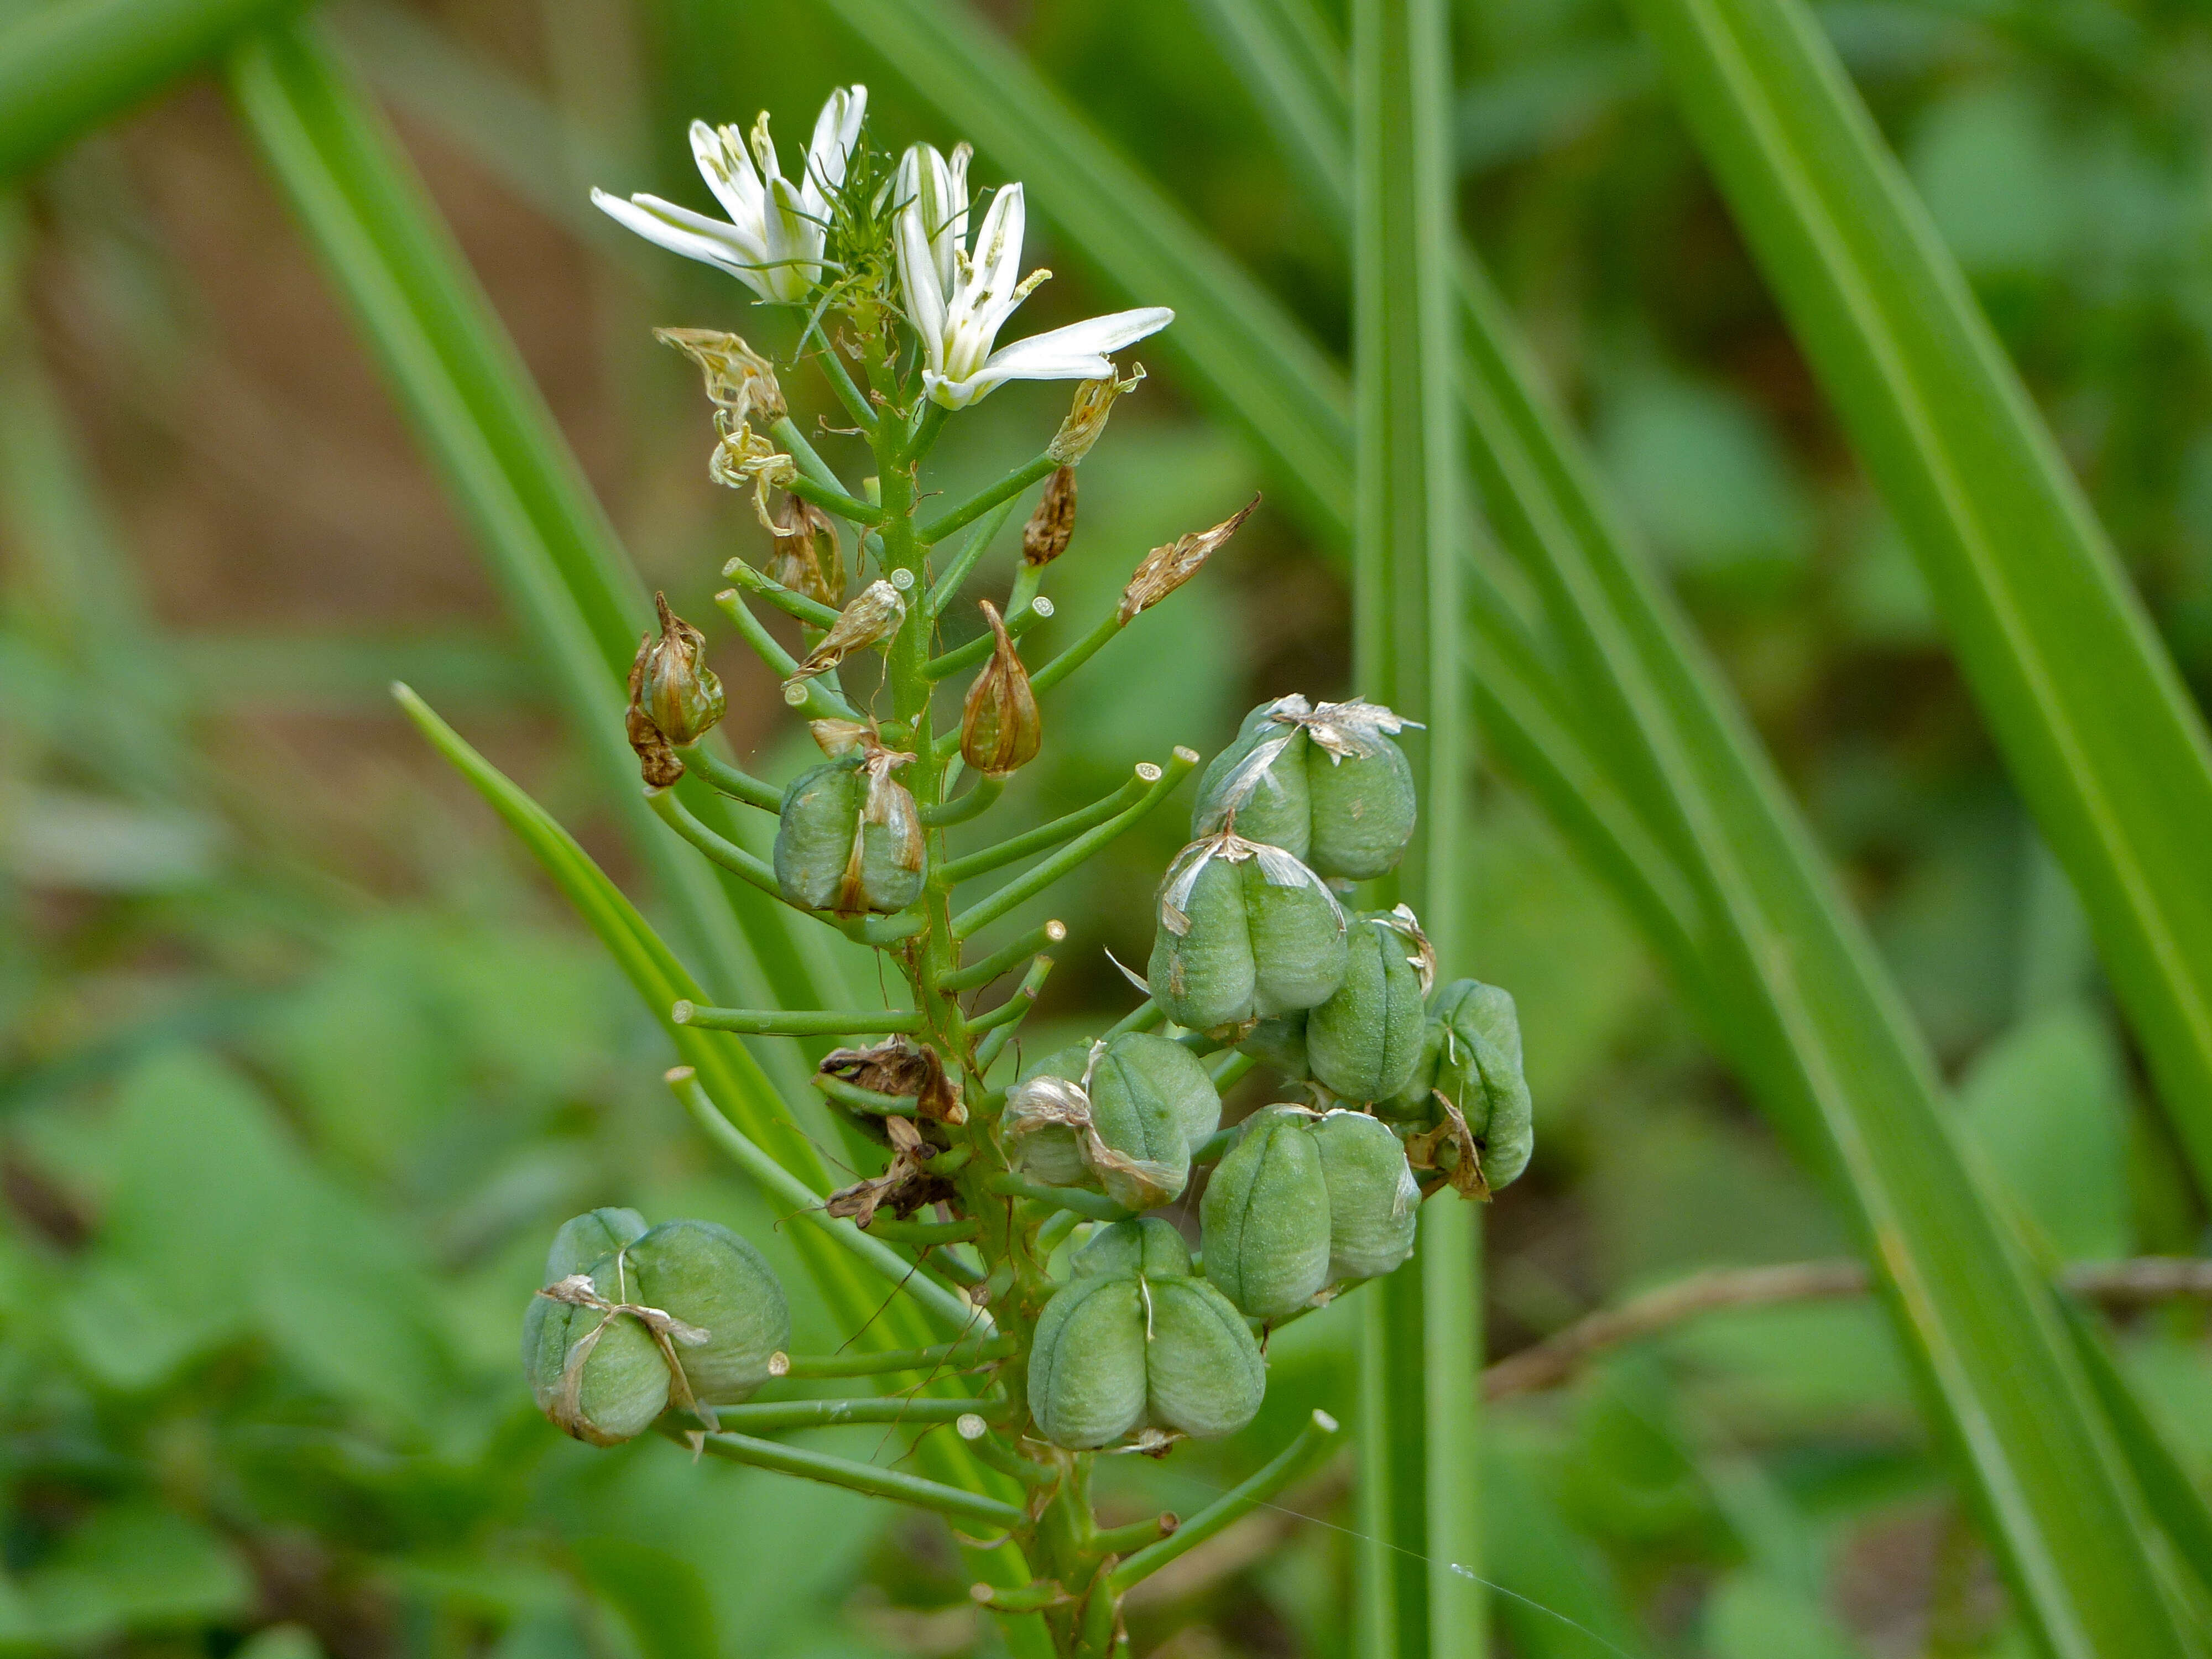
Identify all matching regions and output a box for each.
[1191,696,1419,881]
[1048,363,1144,464]
[768,498,844,608]
[1021,466,1077,567]
[959,602,1042,778]
[1007,1032,1222,1211]
[786,579,905,693]
[771,742,926,914]
[1028,1218,1264,1449]
[654,327,786,424]
[1306,909,1432,1104]
[631,592,726,747]
[1119,497,1259,623]
[1381,979,1533,1196]
[1199,1105,1417,1319]
[1147,831,1348,1042]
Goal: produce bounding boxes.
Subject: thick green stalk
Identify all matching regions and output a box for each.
[687,1431,1027,1528]
[1351,0,1477,1652]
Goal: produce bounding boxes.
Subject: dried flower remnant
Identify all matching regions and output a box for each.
[960,601,1042,777]
[820,1036,967,1126]
[627,593,723,784]
[768,497,844,607]
[709,416,797,528]
[1119,495,1260,623]
[786,580,905,691]
[1048,363,1145,463]
[1021,466,1077,567]
[655,327,786,422]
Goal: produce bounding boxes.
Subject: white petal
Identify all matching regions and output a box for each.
[760,175,823,301]
[986,306,1174,367]
[947,143,972,256]
[591,190,776,299]
[972,182,1026,307]
[690,119,763,227]
[895,203,949,374]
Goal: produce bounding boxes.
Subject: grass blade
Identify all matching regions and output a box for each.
[1623,0,2212,1199]
[0,0,302,179]
[829,1,2198,1650]
[1350,0,1480,1650]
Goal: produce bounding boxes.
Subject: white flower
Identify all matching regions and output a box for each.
[591,86,867,303]
[894,147,1172,409]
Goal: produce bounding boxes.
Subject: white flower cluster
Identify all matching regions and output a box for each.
[592,86,1172,409]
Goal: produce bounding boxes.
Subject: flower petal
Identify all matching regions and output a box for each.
[985,307,1175,369]
[895,200,949,374]
[690,119,763,227]
[972,182,1027,308]
[592,189,775,298]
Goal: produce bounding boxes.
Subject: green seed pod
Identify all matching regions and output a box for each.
[1382,979,1534,1194]
[618,1219,790,1406]
[772,748,926,914]
[1191,696,1418,881]
[523,1284,670,1446]
[1029,1219,1264,1448]
[1008,1034,1224,1210]
[1201,1105,1421,1317]
[1306,907,1433,1103]
[1199,1105,1333,1319]
[1311,1109,1419,1281]
[1147,833,1348,1041]
[545,1207,648,1282]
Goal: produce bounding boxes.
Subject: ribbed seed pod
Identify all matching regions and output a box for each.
[1201,1105,1421,1318]
[1146,832,1348,1041]
[1306,908,1433,1103]
[522,1217,790,1445]
[618,1219,789,1406]
[1190,696,1420,880]
[1311,1110,1420,1280]
[772,749,926,914]
[1383,980,1535,1193]
[1028,1219,1264,1449]
[545,1207,647,1282]
[1198,1105,1333,1319]
[1006,1033,1223,1210]
[523,1285,670,1446]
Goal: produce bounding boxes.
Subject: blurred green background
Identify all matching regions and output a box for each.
[4,0,2212,1652]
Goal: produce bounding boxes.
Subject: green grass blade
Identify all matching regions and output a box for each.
[832,2,2197,1650]
[221,20,851,1104]
[1350,0,1480,1650]
[1622,0,2212,1198]
[0,0,302,179]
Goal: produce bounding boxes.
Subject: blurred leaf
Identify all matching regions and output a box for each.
[1704,1573,1864,1659]
[234,1626,327,1659]
[1959,1004,2133,1261]
[1483,1428,1652,1658]
[0,787,222,892]
[578,1538,716,1659]
[12,1502,253,1645]
[1908,83,2070,278]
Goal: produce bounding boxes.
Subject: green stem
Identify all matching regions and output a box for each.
[942,921,1068,992]
[684,1428,1026,1528]
[1034,1208,1086,1257]
[702,1397,1003,1432]
[1093,1515,1174,1555]
[923,595,1055,681]
[1109,1411,1345,1590]
[963,1428,1060,1488]
[662,1067,987,1335]
[937,771,1152,887]
[777,1335,1015,1378]
[771,411,865,493]
[812,1074,920,1117]
[1208,1051,1258,1092]
[672,744,782,811]
[1026,609,1125,697]
[787,469,889,526]
[726,557,842,629]
[969,956,1056,1034]
[984,1175,1131,1224]
[674,1001,921,1036]
[713,588,860,722]
[924,773,1006,827]
[1103,1000,1165,1040]
[927,495,1024,615]
[859,1214,982,1245]
[644,785,780,893]
[952,751,1197,939]
[919,450,1057,545]
[794,326,874,433]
